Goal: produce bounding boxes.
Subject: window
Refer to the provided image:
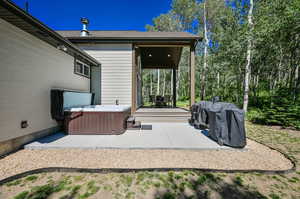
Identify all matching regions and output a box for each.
[74,59,90,78]
[84,65,89,76]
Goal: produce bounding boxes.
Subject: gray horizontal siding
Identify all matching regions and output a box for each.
[79,44,132,106]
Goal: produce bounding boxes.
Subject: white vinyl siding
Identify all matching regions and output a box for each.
[78,44,132,106]
[0,18,90,142]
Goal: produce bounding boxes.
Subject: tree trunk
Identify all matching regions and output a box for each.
[163,70,166,95]
[201,1,209,100]
[150,71,153,95]
[157,69,160,95]
[243,0,254,112]
[171,70,173,95]
[177,67,180,99]
[294,65,299,102]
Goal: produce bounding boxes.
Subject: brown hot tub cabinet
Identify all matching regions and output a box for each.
[64,105,131,135]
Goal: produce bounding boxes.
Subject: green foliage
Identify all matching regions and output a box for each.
[12,177,75,199]
[79,180,100,199]
[248,90,300,129]
[145,0,300,129]
[25,175,38,182]
[269,193,281,199]
[13,191,29,199]
[27,184,56,199]
[6,179,22,187]
[233,176,244,186]
[161,192,176,199]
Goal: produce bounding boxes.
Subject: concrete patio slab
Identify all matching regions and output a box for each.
[25,123,233,150]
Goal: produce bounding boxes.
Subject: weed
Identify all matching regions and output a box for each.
[103,184,112,191]
[168,171,174,179]
[288,177,299,183]
[79,180,100,199]
[153,181,161,188]
[25,175,38,182]
[53,178,72,192]
[6,179,22,187]
[174,174,183,180]
[195,175,207,186]
[125,191,135,199]
[179,182,186,192]
[120,175,133,187]
[138,187,146,195]
[204,173,218,182]
[233,176,243,186]
[59,185,81,199]
[161,191,176,199]
[27,184,56,199]
[269,193,281,199]
[136,172,146,184]
[73,175,84,181]
[13,191,29,199]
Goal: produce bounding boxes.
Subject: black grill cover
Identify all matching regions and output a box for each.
[207,102,246,148]
[197,101,213,126]
[189,101,213,129]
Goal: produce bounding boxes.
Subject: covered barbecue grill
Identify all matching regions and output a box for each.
[190,100,246,148]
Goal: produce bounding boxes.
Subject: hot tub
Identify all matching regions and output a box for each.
[64,105,131,135]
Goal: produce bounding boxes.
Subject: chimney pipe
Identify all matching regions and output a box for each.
[80,17,89,37]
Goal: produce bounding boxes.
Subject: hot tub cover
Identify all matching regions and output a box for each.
[64,105,131,112]
[51,89,94,121]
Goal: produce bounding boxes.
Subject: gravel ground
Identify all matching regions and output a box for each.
[0,139,293,181]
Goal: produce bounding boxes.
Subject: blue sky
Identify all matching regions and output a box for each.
[12,0,172,31]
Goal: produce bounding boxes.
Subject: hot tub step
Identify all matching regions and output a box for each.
[127,121,141,130]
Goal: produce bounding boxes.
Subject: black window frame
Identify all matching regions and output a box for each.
[74,58,90,78]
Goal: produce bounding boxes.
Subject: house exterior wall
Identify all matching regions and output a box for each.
[78,44,133,106]
[0,18,90,153]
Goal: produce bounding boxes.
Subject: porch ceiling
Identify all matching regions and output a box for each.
[140,47,182,69]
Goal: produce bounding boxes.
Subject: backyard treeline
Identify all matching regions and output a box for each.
[145,0,300,129]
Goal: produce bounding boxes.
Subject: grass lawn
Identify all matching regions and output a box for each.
[0,123,299,199]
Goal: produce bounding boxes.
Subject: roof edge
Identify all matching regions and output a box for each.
[0,0,100,66]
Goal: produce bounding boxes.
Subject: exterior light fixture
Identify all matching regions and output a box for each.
[57,45,67,52]
[149,54,152,57]
[167,54,171,58]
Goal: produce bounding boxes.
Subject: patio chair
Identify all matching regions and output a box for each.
[155,95,165,107]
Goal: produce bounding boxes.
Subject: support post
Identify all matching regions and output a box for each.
[190,44,195,106]
[131,45,137,114]
[172,68,177,108]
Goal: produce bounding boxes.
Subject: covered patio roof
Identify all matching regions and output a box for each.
[140,47,182,69]
[56,30,200,44]
[57,30,201,111]
[57,30,201,69]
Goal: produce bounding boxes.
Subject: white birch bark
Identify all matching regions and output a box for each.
[163,70,166,95]
[150,71,153,95]
[157,69,160,95]
[201,1,209,100]
[171,70,173,95]
[243,0,254,112]
[294,65,299,102]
